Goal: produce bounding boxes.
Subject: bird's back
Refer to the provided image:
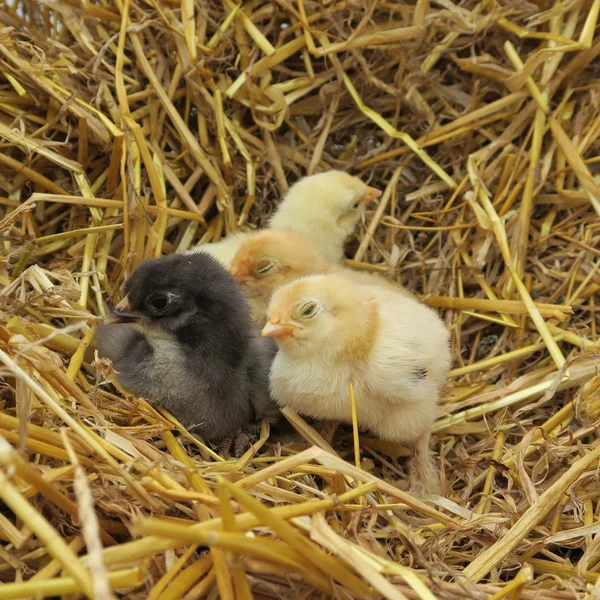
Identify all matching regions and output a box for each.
[332,267,416,299]
[366,291,451,399]
[189,232,250,268]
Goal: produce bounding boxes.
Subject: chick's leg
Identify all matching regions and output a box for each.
[233,422,262,457]
[408,430,440,496]
[317,420,340,446]
[218,436,233,457]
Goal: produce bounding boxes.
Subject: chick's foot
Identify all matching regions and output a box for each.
[233,422,262,457]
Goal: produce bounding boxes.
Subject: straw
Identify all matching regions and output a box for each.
[465,442,600,581]
[0,1,599,597]
[0,468,93,597]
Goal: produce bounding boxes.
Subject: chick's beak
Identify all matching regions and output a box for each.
[104,295,141,325]
[261,320,296,338]
[363,186,382,204]
[235,273,255,285]
[231,266,254,285]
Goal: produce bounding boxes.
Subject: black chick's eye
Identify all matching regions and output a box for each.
[148,295,170,312]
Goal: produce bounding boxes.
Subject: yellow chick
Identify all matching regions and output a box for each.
[230,229,413,326]
[189,171,381,268]
[269,170,381,264]
[262,274,450,495]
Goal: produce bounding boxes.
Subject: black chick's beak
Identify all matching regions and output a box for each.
[104,295,141,325]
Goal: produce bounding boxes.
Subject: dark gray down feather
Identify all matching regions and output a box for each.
[96,252,280,445]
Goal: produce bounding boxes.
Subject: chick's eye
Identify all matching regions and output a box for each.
[299,301,318,319]
[256,261,274,276]
[148,295,170,312]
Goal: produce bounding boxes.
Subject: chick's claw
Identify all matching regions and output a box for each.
[233,422,262,457]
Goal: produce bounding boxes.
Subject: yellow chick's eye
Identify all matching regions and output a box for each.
[255,261,274,276]
[298,301,319,319]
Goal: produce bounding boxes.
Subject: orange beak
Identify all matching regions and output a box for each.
[261,321,296,338]
[363,186,382,204]
[231,268,254,285]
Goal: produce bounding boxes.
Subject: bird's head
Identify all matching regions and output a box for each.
[261,274,378,358]
[104,253,247,339]
[287,171,381,236]
[230,229,329,302]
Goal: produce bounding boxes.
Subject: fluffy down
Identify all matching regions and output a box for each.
[263,274,451,494]
[187,231,251,269]
[269,170,380,264]
[230,228,413,326]
[96,253,279,451]
[188,170,380,268]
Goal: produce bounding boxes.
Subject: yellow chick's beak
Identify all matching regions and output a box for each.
[363,186,382,204]
[231,267,254,285]
[261,321,296,338]
[104,295,141,325]
[235,273,255,285]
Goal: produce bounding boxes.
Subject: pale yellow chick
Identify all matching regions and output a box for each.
[269,170,381,264]
[262,274,451,495]
[189,171,380,268]
[230,229,413,326]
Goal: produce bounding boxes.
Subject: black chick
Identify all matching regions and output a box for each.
[95,253,280,450]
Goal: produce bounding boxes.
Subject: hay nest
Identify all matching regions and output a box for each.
[0,0,599,597]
